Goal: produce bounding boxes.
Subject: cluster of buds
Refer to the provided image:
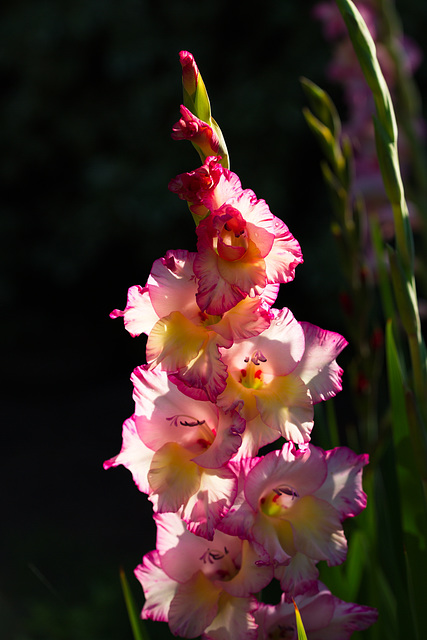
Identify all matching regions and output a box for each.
[105,51,377,639]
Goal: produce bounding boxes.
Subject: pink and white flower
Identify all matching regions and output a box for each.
[219,442,368,597]
[136,512,274,640]
[110,249,272,402]
[104,366,245,539]
[217,308,348,446]
[194,188,303,315]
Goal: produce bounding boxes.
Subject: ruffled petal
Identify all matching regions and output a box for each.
[232,415,280,460]
[213,297,271,344]
[135,551,177,623]
[147,250,200,322]
[295,322,348,403]
[308,594,378,640]
[203,592,258,640]
[255,374,313,443]
[263,222,304,284]
[168,571,221,638]
[172,333,229,403]
[182,467,238,540]
[314,447,369,519]
[194,237,246,314]
[103,416,152,494]
[193,410,245,469]
[217,458,260,538]
[146,310,207,372]
[156,512,207,583]
[287,495,347,565]
[148,442,201,513]
[200,162,243,212]
[230,190,303,284]
[274,552,320,599]
[110,285,158,337]
[221,540,273,597]
[132,366,218,452]
[255,588,334,635]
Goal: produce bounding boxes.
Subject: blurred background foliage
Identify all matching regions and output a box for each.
[2,1,427,638]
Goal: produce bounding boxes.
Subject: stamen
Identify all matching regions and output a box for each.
[167,414,206,428]
[199,546,229,564]
[251,350,267,366]
[273,486,299,499]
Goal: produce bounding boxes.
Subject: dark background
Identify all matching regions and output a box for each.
[2,1,427,638]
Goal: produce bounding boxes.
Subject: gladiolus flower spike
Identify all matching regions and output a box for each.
[105,50,378,640]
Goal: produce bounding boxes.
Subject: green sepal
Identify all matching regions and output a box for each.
[211,117,230,169]
[193,72,211,124]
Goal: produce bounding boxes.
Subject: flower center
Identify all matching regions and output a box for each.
[199,545,237,581]
[198,310,222,327]
[260,485,300,517]
[166,414,215,452]
[213,206,249,261]
[238,350,267,389]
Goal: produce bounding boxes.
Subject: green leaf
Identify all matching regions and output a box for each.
[120,567,150,640]
[293,599,308,640]
[385,321,427,639]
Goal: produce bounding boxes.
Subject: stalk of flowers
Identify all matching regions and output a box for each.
[313,0,424,243]
[308,2,427,638]
[106,48,378,639]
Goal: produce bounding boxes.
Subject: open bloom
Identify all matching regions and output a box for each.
[217,308,347,445]
[169,156,302,315]
[194,186,303,316]
[219,442,368,597]
[110,249,272,402]
[136,512,273,640]
[255,581,378,639]
[104,366,245,539]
